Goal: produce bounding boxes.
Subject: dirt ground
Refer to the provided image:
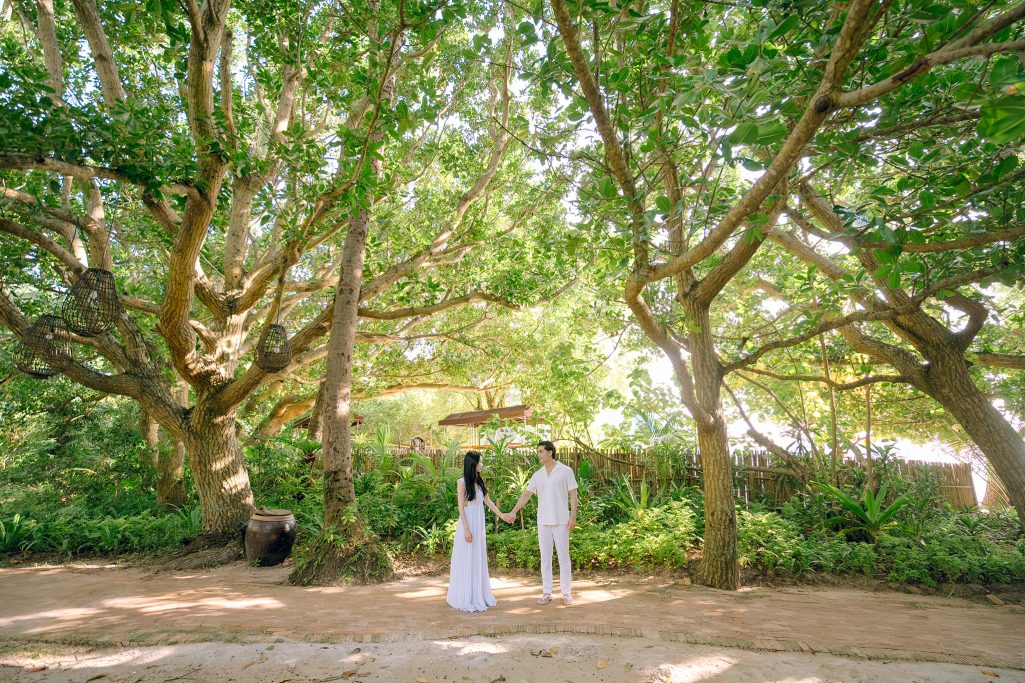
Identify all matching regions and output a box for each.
[3,635,1024,683]
[1,560,1023,682]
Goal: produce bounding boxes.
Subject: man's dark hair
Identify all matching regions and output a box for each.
[538,440,557,458]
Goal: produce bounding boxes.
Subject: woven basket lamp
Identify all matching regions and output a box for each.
[62,268,122,337]
[22,314,74,373]
[13,342,59,379]
[255,323,291,372]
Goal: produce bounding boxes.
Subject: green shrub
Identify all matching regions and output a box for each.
[612,500,696,567]
[0,513,38,553]
[870,530,1025,586]
[490,528,541,570]
[413,519,458,557]
[489,500,697,571]
[736,509,807,573]
[802,535,877,576]
[876,534,935,585]
[0,508,202,557]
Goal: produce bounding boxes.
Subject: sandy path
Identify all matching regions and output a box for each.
[0,561,1022,681]
[2,636,1024,683]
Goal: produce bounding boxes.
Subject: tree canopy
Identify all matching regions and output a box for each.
[2,0,1024,588]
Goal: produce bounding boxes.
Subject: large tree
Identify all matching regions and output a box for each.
[534,0,1025,588]
[0,0,573,536]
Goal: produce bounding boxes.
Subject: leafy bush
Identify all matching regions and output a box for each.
[865,527,1025,586]
[413,519,458,557]
[779,490,835,536]
[0,513,37,553]
[736,509,807,573]
[489,500,697,571]
[802,535,878,576]
[0,508,202,556]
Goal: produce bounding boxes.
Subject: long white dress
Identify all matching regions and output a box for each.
[446,479,497,612]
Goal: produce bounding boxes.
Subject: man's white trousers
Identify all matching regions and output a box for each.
[538,523,572,596]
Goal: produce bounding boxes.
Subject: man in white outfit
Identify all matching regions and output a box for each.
[505,440,578,605]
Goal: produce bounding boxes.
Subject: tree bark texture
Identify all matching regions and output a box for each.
[181,402,254,534]
[155,382,189,509]
[683,299,739,591]
[923,353,1025,520]
[322,206,371,527]
[308,381,326,443]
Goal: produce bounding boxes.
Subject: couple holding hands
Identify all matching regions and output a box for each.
[446,440,578,612]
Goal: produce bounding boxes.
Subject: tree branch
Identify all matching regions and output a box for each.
[357,291,521,320]
[837,26,1025,109]
[972,352,1025,370]
[0,155,198,200]
[741,366,906,390]
[643,0,878,284]
[694,198,786,304]
[71,0,126,103]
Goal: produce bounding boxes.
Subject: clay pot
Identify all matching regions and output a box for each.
[242,507,296,566]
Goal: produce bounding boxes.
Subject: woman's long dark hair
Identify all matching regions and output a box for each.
[462,450,487,501]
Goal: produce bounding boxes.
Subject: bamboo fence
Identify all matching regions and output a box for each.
[355,446,977,508]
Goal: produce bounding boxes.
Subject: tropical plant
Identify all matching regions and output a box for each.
[614,475,664,518]
[0,514,36,553]
[413,519,457,557]
[816,482,910,541]
[505,466,532,529]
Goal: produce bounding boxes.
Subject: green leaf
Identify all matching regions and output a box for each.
[655,195,671,213]
[729,121,758,144]
[874,249,897,264]
[902,259,925,274]
[768,14,800,40]
[978,95,1025,144]
[755,121,788,145]
[989,56,1025,90]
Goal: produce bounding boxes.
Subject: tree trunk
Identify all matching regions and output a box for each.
[684,300,739,590]
[863,383,877,493]
[819,334,840,486]
[183,404,255,535]
[696,412,738,589]
[308,381,326,443]
[157,438,188,509]
[155,382,189,508]
[319,11,403,528]
[926,357,1025,519]
[321,207,371,527]
[141,408,187,508]
[140,409,160,469]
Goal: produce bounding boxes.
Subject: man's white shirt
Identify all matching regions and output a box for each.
[527,461,578,525]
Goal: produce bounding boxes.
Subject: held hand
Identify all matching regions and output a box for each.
[507,512,516,524]
[464,530,473,543]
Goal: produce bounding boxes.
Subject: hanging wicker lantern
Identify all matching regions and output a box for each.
[13,343,58,379]
[62,268,121,337]
[256,323,291,372]
[23,314,74,371]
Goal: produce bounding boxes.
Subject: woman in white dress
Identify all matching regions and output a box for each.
[447,450,509,612]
